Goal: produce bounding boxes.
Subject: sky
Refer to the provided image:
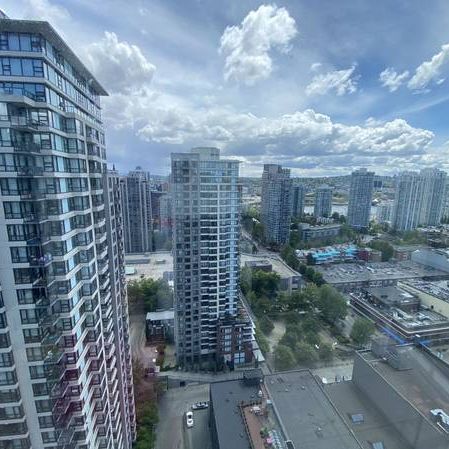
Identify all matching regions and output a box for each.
[3,0,449,177]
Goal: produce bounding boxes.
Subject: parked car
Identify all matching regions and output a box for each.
[185,411,194,428]
[192,401,209,410]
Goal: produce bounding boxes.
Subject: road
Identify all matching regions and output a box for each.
[129,312,158,369]
[155,384,210,449]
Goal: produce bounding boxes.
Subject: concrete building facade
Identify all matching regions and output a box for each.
[260,164,292,245]
[0,19,135,449]
[347,168,374,230]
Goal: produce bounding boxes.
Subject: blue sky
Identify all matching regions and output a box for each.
[4,0,449,176]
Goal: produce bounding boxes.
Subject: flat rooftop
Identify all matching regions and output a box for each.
[401,279,449,304]
[146,310,174,321]
[241,254,299,278]
[125,252,173,281]
[326,381,413,449]
[265,371,362,449]
[360,346,449,431]
[210,379,260,449]
[365,286,418,306]
[315,261,448,285]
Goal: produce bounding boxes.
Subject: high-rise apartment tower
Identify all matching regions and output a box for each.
[291,184,306,219]
[0,19,135,449]
[347,168,374,230]
[314,185,333,218]
[171,148,251,368]
[260,164,292,245]
[120,167,152,253]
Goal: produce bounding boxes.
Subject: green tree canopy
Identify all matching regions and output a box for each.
[128,278,173,313]
[275,344,296,371]
[317,284,347,324]
[258,316,275,335]
[295,342,318,364]
[318,342,334,361]
[350,318,375,346]
[368,239,394,261]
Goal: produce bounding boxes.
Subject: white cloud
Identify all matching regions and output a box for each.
[305,65,359,96]
[85,32,155,93]
[22,0,70,22]
[408,43,449,90]
[122,91,433,164]
[219,4,297,85]
[310,62,322,72]
[379,67,409,92]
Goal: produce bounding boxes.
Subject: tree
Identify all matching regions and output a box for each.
[258,316,274,335]
[240,267,252,295]
[368,240,394,262]
[275,344,296,371]
[127,278,173,313]
[317,285,347,324]
[252,270,280,299]
[318,342,334,361]
[350,318,375,346]
[306,253,316,266]
[295,342,318,364]
[304,331,321,346]
[255,327,270,354]
[253,222,265,242]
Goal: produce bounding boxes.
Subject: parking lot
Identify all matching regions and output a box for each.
[156,383,211,449]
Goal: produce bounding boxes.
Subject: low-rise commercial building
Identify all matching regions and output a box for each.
[315,261,449,292]
[411,248,449,273]
[242,254,303,293]
[299,223,342,242]
[351,285,449,342]
[210,344,449,449]
[296,244,358,264]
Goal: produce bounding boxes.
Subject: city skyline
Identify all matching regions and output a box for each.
[1,0,449,178]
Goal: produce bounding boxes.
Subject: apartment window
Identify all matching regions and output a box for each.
[0,352,14,368]
[32,382,49,396]
[0,406,23,420]
[35,399,51,413]
[38,416,54,429]
[41,430,57,443]
[26,347,43,362]
[23,328,41,344]
[0,333,10,349]
[0,371,17,386]
[29,365,45,379]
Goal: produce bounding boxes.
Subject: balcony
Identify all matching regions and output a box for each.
[28,254,52,267]
[17,166,44,177]
[13,142,40,154]
[9,116,39,131]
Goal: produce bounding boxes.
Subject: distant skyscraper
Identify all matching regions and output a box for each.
[171,148,251,367]
[376,201,394,224]
[314,185,333,218]
[392,169,447,231]
[261,164,292,245]
[419,168,447,226]
[159,192,172,237]
[347,168,374,229]
[0,18,135,449]
[291,184,306,219]
[120,167,153,253]
[392,172,425,231]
